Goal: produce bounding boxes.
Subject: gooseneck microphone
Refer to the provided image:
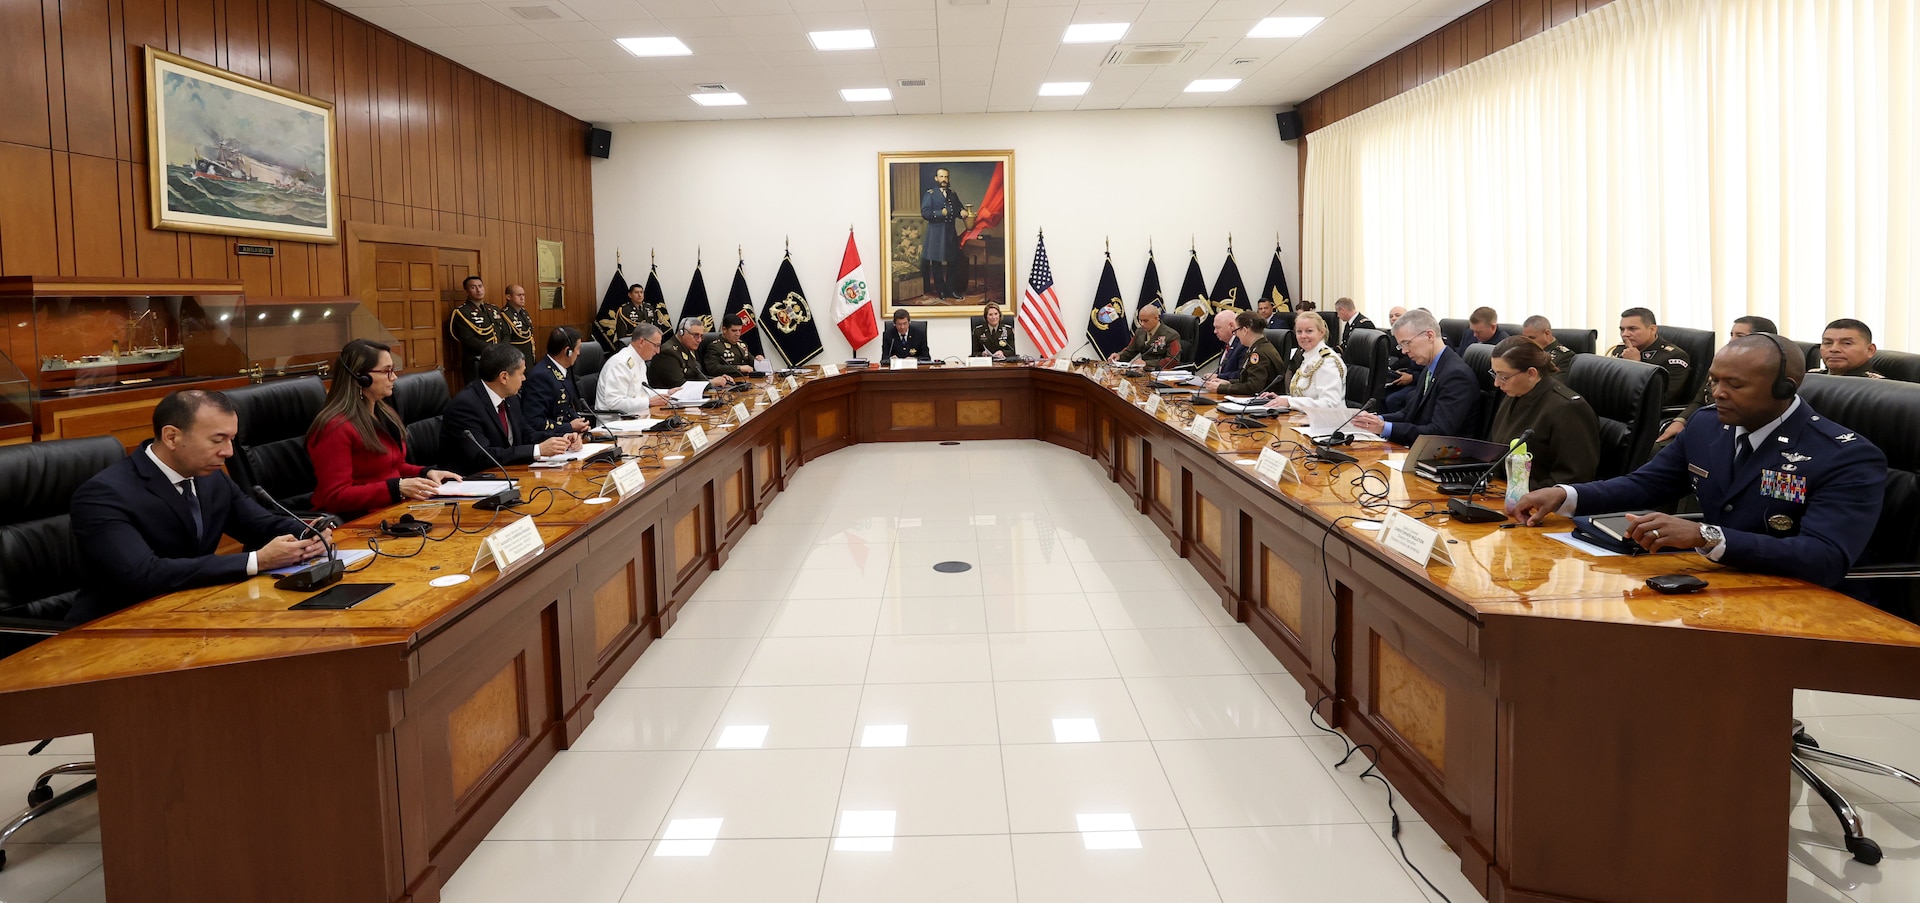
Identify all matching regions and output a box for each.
[1442,429,1534,524]
[250,487,345,591]
[461,429,524,511]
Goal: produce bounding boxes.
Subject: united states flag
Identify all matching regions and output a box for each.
[1020,232,1069,358]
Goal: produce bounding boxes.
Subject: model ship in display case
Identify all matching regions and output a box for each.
[39,310,185,377]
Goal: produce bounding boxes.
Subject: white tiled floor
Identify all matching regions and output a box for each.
[3,441,1918,902]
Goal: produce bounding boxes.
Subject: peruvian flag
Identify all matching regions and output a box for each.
[833,229,879,351]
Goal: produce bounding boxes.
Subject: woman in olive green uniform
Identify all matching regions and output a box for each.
[1208,311,1283,396]
[1487,336,1600,484]
[972,303,1016,359]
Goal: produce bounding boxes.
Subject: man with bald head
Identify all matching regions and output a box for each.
[1511,334,1886,590]
[1110,303,1181,370]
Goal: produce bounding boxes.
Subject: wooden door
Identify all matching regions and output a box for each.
[364,243,443,376]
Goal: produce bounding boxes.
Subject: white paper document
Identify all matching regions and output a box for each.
[542,442,614,463]
[433,480,515,498]
[670,381,708,405]
[599,418,663,433]
[1301,406,1383,442]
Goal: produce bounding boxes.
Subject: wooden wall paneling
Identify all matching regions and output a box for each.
[59,0,117,159]
[1516,0,1545,42]
[38,0,69,155]
[374,33,404,206]
[0,0,53,148]
[69,154,125,276]
[403,45,430,213]
[1489,0,1516,54]
[339,17,375,200]
[431,57,456,217]
[266,0,300,90]
[128,163,177,277]
[455,70,479,219]
[0,145,61,275]
[224,0,262,79]
[50,152,76,275]
[177,0,217,64]
[1550,0,1577,27]
[1463,7,1489,64]
[1441,22,1465,73]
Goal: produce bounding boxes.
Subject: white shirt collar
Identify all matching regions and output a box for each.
[483,382,508,410]
[546,356,569,377]
[145,444,191,487]
[1734,396,1801,449]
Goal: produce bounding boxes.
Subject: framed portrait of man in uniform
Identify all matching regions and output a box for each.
[877,150,1015,318]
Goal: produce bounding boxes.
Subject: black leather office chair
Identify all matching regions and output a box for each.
[1341,328,1390,405]
[1562,354,1667,479]
[392,371,450,469]
[1785,374,1920,864]
[1555,328,1599,355]
[1869,349,1920,384]
[1269,312,1296,333]
[0,436,123,871]
[1656,325,1716,415]
[1792,339,1822,372]
[577,373,600,415]
[1438,318,1468,349]
[573,342,606,379]
[1161,313,1200,367]
[1265,328,1293,359]
[1459,344,1500,438]
[224,377,327,510]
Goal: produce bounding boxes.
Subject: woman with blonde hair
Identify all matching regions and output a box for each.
[1255,310,1347,410]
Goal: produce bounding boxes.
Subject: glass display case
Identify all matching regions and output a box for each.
[0,278,403,404]
[0,351,31,441]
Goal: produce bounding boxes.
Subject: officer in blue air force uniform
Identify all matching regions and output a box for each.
[1511,334,1887,590]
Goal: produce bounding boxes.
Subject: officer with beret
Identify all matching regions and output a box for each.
[1511,334,1888,590]
[1607,306,1693,406]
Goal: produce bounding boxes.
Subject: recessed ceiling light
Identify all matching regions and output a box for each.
[1038,81,1090,96]
[689,92,747,106]
[1063,22,1129,43]
[1184,78,1241,93]
[1247,16,1324,38]
[841,87,892,102]
[616,36,691,57]
[809,29,875,50]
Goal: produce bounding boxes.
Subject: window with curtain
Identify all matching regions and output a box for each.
[1302,0,1916,350]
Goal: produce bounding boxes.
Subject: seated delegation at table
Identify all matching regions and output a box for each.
[598,323,678,416]
[68,390,333,624]
[306,338,462,516]
[441,344,582,475]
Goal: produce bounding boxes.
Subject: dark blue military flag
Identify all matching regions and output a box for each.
[1259,243,1292,313]
[760,251,825,367]
[680,258,713,331]
[1138,248,1165,311]
[591,261,630,352]
[1087,250,1131,358]
[641,262,672,330]
[723,260,766,357]
[1177,249,1217,365]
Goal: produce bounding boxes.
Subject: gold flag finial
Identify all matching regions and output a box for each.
[616,248,622,266]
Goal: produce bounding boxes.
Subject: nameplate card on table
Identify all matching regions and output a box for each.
[609,460,645,498]
[685,424,710,452]
[1142,393,1163,416]
[1378,510,1453,568]
[1116,380,1134,400]
[471,514,545,574]
[731,401,752,424]
[785,375,801,392]
[967,356,994,368]
[891,357,918,371]
[1051,358,1071,372]
[1255,446,1294,484]
[821,363,841,377]
[766,382,781,403]
[1186,413,1216,442]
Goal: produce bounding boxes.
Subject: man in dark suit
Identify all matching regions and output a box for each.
[442,344,580,475]
[1332,297,1373,350]
[1512,335,1886,590]
[1351,309,1478,446]
[521,326,590,435]
[68,390,327,624]
[881,308,930,361]
[1449,306,1512,354]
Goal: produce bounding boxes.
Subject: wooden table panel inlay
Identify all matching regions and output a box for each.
[673,507,701,573]
[593,562,636,655]
[1051,401,1076,434]
[447,658,527,801]
[957,398,1002,427]
[1263,546,1303,636]
[1195,493,1222,556]
[724,470,744,523]
[1153,461,1171,509]
[890,400,936,429]
[815,407,842,440]
[1374,636,1447,772]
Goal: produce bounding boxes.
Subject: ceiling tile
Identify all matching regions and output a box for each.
[867,8,933,28]
[561,0,652,16]
[797,9,873,27]
[493,40,583,58]
[786,0,865,11]
[457,23,542,41]
[392,25,493,46]
[657,15,739,33]
[1123,21,1194,40]
[1206,0,1281,17]
[743,31,813,50]
[1183,17,1256,39]
[356,7,450,29]
[1001,6,1072,40]
[639,0,725,16]
[713,0,793,13]
[551,71,618,85]
[520,20,612,40]
[730,12,803,31]
[864,0,935,10]
[873,27,938,46]
[429,4,520,26]
[1068,3,1144,22]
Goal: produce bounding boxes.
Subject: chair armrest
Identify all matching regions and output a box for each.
[0,617,63,637]
[1844,564,1920,580]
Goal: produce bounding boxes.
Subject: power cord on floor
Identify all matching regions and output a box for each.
[1306,693,1455,903]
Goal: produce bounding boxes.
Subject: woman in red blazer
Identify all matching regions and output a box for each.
[305,339,460,515]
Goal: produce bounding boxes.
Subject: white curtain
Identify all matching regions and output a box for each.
[1302,0,1917,350]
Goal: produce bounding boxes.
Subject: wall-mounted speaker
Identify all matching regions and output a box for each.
[586,127,612,159]
[1276,111,1304,142]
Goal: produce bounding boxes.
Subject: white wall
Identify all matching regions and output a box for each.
[590,107,1300,363]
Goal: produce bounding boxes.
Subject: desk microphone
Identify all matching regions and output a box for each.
[1442,429,1533,523]
[1314,398,1377,448]
[250,487,345,591]
[461,429,524,511]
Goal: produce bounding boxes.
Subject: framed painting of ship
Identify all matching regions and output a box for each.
[145,47,339,243]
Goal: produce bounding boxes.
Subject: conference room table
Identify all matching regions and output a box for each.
[0,361,1917,903]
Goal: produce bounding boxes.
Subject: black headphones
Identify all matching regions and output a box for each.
[350,365,373,388]
[380,513,431,537]
[1767,334,1798,400]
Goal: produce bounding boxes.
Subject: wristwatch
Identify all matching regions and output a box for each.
[1698,524,1724,551]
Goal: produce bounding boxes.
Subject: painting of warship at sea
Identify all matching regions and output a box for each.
[145,46,339,242]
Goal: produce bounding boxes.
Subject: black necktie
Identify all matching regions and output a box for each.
[180,479,205,539]
[1734,434,1753,468]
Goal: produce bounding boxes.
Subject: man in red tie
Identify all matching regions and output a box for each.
[441,344,579,475]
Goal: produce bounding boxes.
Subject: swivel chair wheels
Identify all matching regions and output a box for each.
[24,786,50,807]
[0,847,8,871]
[1846,835,1883,865]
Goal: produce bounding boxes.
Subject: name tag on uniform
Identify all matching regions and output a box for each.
[1761,469,1807,503]
[1687,463,1709,479]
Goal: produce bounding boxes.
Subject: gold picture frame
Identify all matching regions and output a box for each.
[877,150,1015,318]
[537,239,564,309]
[145,46,340,243]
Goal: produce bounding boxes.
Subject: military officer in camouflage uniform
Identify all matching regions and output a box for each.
[1520,315,1579,380]
[522,326,590,434]
[1209,311,1283,396]
[1813,318,1886,379]
[1109,304,1183,370]
[650,318,732,390]
[972,302,1016,359]
[497,283,537,366]
[449,275,504,384]
[702,319,759,377]
[1607,307,1692,406]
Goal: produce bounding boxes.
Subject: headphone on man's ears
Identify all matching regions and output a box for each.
[1766,334,1798,400]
